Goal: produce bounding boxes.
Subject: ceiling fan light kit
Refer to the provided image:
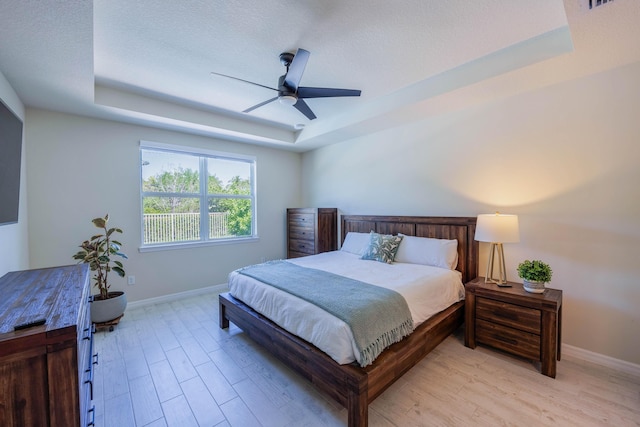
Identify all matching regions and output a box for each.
[212,48,361,120]
[279,95,297,106]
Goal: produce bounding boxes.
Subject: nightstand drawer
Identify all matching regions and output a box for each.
[289,238,315,254]
[476,296,541,335]
[476,319,541,360]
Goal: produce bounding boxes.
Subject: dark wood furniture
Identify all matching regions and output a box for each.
[0,264,95,427]
[464,277,562,378]
[220,215,478,427]
[287,207,338,258]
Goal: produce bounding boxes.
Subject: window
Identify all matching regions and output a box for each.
[139,141,256,249]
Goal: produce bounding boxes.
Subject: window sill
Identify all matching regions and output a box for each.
[139,236,260,253]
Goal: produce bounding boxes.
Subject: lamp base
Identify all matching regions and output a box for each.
[484,243,510,286]
[483,277,512,287]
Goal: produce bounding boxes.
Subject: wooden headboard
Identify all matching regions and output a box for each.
[341,215,479,284]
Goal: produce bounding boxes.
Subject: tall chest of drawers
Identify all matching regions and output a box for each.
[287,208,338,258]
[0,264,95,426]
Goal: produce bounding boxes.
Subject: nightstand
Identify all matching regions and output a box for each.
[464,277,562,378]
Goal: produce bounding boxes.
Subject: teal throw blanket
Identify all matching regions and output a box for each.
[238,260,414,367]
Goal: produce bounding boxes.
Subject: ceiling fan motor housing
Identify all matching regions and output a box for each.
[279,52,295,67]
[278,75,297,99]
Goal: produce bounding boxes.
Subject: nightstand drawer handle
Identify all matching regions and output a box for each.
[494,311,518,321]
[495,334,518,346]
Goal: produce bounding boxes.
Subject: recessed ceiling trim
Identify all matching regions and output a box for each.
[94,84,296,145]
[296,26,574,149]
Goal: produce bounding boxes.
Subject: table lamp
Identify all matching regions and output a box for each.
[474,213,520,286]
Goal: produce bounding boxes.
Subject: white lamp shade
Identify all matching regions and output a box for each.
[475,213,520,243]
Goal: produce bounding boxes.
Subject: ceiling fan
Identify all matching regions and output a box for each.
[211,48,361,120]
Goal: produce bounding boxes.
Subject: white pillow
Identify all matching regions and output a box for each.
[340,232,371,255]
[394,234,459,270]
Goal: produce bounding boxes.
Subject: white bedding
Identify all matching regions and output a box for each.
[228,251,465,365]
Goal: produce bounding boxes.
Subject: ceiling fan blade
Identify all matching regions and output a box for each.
[297,87,361,99]
[293,99,316,120]
[284,48,310,90]
[210,72,277,92]
[243,97,278,113]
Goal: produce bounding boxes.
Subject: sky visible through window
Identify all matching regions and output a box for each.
[142,150,249,187]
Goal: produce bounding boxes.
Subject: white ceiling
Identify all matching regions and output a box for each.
[0,0,638,151]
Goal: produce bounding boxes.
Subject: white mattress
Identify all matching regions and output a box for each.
[228,251,465,365]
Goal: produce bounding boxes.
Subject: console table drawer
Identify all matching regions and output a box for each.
[476,319,541,360]
[476,296,541,335]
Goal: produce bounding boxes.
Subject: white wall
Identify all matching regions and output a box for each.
[26,110,302,301]
[301,61,640,365]
[0,71,29,276]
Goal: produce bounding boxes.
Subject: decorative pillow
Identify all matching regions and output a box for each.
[394,234,458,270]
[360,231,403,264]
[340,232,371,255]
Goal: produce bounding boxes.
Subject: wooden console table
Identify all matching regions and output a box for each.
[0,264,95,426]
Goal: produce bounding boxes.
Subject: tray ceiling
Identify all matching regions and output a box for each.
[1,1,637,151]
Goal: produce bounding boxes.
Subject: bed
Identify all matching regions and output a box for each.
[219,215,478,427]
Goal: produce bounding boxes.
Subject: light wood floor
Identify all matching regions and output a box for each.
[93,290,640,427]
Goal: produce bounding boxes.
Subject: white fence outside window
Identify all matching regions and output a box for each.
[143,212,229,244]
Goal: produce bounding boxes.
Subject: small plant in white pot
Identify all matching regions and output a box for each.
[517,260,552,293]
[73,214,128,324]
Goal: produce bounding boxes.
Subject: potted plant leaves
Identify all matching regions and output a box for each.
[517,259,553,293]
[73,214,128,324]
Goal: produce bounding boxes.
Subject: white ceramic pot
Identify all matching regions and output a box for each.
[523,279,546,294]
[91,291,127,323]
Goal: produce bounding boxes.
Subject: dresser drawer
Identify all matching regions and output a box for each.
[288,213,315,227]
[289,238,315,254]
[288,250,310,259]
[289,225,314,241]
[476,296,541,335]
[476,318,541,360]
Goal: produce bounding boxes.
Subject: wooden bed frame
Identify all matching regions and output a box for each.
[219,215,478,426]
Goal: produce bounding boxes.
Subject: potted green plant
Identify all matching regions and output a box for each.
[73,214,128,323]
[517,259,552,293]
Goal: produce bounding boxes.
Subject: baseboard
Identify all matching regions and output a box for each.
[563,343,640,378]
[127,283,229,309]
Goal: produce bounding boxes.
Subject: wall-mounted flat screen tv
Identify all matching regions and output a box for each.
[0,98,23,225]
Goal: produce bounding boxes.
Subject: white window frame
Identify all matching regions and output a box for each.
[139,141,258,252]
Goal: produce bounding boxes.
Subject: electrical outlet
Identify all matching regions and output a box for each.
[127,275,135,285]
